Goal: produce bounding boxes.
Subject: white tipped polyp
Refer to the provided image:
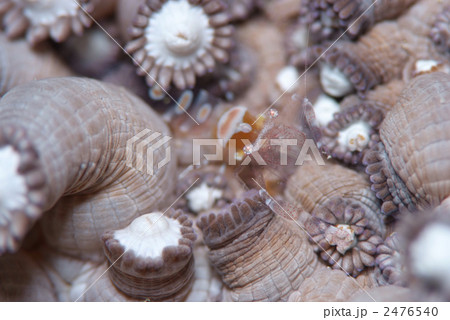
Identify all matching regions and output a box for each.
[291,26,309,51]
[320,63,353,97]
[114,213,182,259]
[337,121,371,152]
[186,182,223,213]
[276,66,299,92]
[24,0,79,26]
[410,223,450,289]
[313,94,341,126]
[0,146,27,222]
[145,0,214,69]
[414,59,439,74]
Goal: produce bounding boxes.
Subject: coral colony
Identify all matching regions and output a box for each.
[0,0,450,302]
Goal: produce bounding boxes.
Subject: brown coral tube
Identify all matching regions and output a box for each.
[101,210,197,301]
[289,269,369,302]
[364,72,450,216]
[301,0,418,43]
[198,189,319,301]
[90,0,118,20]
[397,0,448,39]
[430,6,450,57]
[356,79,405,115]
[0,77,176,257]
[262,0,302,22]
[79,240,221,302]
[0,33,72,96]
[285,161,385,237]
[335,79,405,116]
[0,251,57,301]
[322,20,439,95]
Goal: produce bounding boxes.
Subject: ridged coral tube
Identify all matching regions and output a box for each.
[101,210,197,301]
[285,161,385,237]
[364,72,450,215]
[0,77,176,257]
[322,21,434,94]
[301,0,418,42]
[319,0,448,96]
[198,189,319,301]
[0,33,72,96]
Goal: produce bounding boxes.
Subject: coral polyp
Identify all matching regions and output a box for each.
[124,0,234,90]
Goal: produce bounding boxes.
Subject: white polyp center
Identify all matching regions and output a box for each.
[415,59,439,73]
[410,223,450,288]
[414,59,439,75]
[145,0,214,69]
[23,0,79,26]
[313,94,341,126]
[114,213,182,259]
[0,146,28,224]
[320,63,353,97]
[325,224,356,254]
[186,182,223,213]
[276,66,299,92]
[290,26,309,51]
[337,121,371,152]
